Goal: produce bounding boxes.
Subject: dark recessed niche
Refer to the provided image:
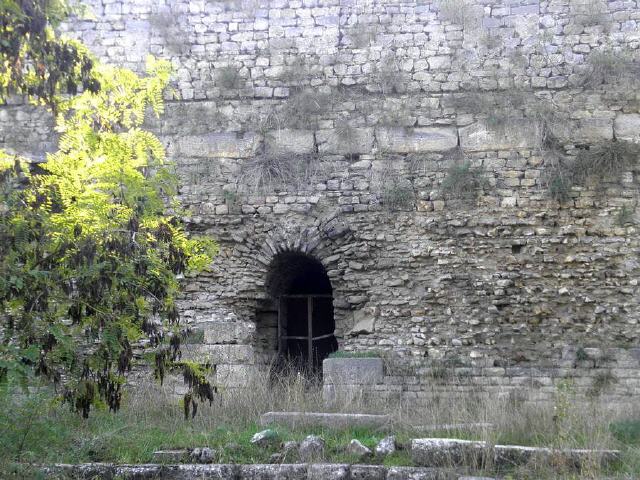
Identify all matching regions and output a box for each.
[512,244,523,254]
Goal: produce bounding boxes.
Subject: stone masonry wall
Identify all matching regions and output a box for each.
[2,0,640,403]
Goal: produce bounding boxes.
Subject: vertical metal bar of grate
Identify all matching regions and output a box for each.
[307,296,313,370]
[277,296,282,355]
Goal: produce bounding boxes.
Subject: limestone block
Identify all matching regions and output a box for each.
[238,464,307,479]
[323,357,384,384]
[308,464,350,480]
[458,121,534,152]
[216,364,262,388]
[176,132,261,158]
[203,321,255,344]
[614,114,640,142]
[411,438,486,467]
[386,467,455,480]
[348,308,376,335]
[260,411,391,429]
[376,127,458,153]
[350,465,386,480]
[265,129,315,154]
[316,127,375,154]
[566,117,613,143]
[182,344,254,364]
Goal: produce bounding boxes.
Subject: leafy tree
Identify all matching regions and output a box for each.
[1,0,98,109]
[0,3,217,418]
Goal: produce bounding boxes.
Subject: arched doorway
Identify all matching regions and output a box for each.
[266,252,337,373]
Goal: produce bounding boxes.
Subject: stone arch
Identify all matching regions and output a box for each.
[248,212,352,370]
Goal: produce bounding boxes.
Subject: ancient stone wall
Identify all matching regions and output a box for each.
[2,0,640,402]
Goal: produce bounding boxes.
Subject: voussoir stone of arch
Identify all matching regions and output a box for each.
[458,120,534,152]
[614,113,640,142]
[265,129,316,154]
[376,127,458,153]
[176,132,261,158]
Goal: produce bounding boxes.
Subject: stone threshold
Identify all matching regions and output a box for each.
[259,411,391,429]
[43,463,478,480]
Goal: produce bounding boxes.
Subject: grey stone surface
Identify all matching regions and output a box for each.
[614,114,640,142]
[175,132,261,158]
[299,435,326,462]
[251,429,279,447]
[260,411,390,429]
[5,0,640,407]
[411,439,486,467]
[238,464,307,480]
[386,467,457,480]
[316,128,375,155]
[350,465,387,480]
[375,436,397,456]
[189,447,216,463]
[265,129,316,155]
[376,127,458,153]
[458,121,533,152]
[347,439,373,459]
[308,464,350,480]
[323,358,384,385]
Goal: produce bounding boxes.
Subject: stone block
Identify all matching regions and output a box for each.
[308,464,350,480]
[386,467,456,479]
[316,127,375,154]
[203,321,255,344]
[265,129,315,154]
[350,465,386,480]
[411,439,486,467]
[458,121,534,152]
[376,127,458,153]
[259,411,391,429]
[176,132,261,158]
[238,464,307,480]
[182,344,254,364]
[216,364,263,388]
[614,114,640,142]
[323,357,384,384]
[567,117,613,143]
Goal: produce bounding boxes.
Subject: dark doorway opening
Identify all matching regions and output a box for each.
[266,252,337,373]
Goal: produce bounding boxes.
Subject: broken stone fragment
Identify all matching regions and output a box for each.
[375,435,397,456]
[298,434,325,462]
[189,447,216,463]
[250,429,279,447]
[346,439,373,459]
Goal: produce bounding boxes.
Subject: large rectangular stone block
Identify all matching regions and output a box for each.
[614,114,640,142]
[316,127,375,154]
[216,364,263,388]
[182,344,255,364]
[458,120,534,152]
[265,129,315,154]
[203,321,256,344]
[176,132,261,158]
[323,357,384,384]
[376,127,458,153]
[260,411,390,429]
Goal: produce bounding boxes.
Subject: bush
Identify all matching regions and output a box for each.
[282,89,331,129]
[580,48,640,89]
[372,55,407,95]
[573,140,640,182]
[239,152,320,193]
[381,175,414,211]
[440,160,487,202]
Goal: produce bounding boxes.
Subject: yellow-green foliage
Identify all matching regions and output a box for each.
[0,55,217,417]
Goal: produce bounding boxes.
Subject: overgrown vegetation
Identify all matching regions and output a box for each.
[440,160,487,202]
[1,374,639,479]
[238,152,321,193]
[0,4,217,418]
[380,174,415,211]
[148,10,187,55]
[434,0,480,29]
[0,0,97,109]
[372,54,407,95]
[282,89,331,129]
